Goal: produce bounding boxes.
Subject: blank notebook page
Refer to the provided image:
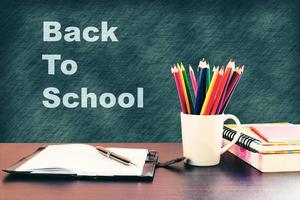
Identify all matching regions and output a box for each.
[16,144,148,176]
[250,125,300,143]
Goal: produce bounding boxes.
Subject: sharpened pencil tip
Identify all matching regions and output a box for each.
[240,65,245,73]
[206,63,210,69]
[198,58,207,69]
[219,68,224,75]
[227,59,235,69]
[180,62,185,68]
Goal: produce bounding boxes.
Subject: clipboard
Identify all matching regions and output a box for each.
[3,147,160,181]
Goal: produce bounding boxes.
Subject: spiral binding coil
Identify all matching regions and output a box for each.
[223,126,260,153]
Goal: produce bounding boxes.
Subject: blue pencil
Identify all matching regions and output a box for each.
[194,66,207,114]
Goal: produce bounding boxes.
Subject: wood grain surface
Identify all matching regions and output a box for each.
[1,143,300,200]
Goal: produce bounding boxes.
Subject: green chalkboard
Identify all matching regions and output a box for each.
[0,0,299,142]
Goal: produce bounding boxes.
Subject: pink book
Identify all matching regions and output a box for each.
[250,125,300,143]
[223,124,300,172]
[223,140,300,172]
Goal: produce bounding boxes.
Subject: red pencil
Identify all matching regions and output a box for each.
[189,65,198,96]
[224,67,242,102]
[203,68,224,115]
[210,63,233,115]
[171,66,187,113]
[219,66,244,113]
[216,60,235,114]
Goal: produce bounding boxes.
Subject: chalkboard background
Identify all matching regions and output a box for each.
[0,0,299,142]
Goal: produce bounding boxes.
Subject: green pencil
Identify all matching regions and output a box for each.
[206,63,211,93]
[180,62,194,114]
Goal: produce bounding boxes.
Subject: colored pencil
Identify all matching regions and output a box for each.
[171,58,244,116]
[220,66,244,113]
[189,65,198,96]
[202,68,224,115]
[210,62,234,115]
[181,63,194,114]
[197,58,206,83]
[197,58,206,79]
[200,66,219,115]
[194,63,208,114]
[171,67,187,113]
[205,63,211,92]
[223,66,242,103]
[177,63,191,114]
[216,60,235,114]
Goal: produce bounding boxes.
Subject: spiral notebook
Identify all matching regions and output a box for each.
[223,124,300,153]
[223,124,300,172]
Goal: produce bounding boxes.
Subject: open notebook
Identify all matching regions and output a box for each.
[5,144,155,178]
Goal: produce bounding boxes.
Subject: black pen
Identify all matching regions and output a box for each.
[96,146,137,166]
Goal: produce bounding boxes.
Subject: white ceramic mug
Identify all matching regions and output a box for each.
[181,113,241,166]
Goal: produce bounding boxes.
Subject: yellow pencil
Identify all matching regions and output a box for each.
[177,63,191,114]
[200,66,219,115]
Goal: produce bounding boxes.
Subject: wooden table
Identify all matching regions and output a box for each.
[1,143,300,200]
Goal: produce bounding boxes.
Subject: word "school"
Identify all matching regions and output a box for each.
[43,87,143,108]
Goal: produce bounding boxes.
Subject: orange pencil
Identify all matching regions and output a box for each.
[202,68,224,115]
[200,66,219,115]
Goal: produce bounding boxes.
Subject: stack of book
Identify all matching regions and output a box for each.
[223,123,300,172]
